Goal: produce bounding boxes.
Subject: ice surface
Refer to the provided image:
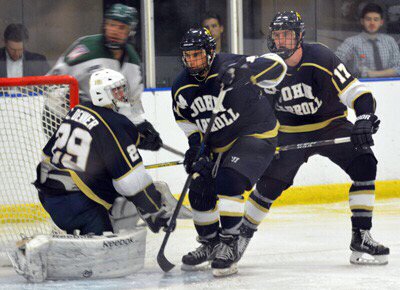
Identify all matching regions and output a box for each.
[1,199,399,290]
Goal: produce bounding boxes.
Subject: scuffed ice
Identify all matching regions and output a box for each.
[1,199,399,290]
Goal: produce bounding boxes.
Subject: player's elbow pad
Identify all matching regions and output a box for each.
[112,164,153,198]
[254,53,287,89]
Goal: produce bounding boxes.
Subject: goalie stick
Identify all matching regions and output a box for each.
[157,86,230,272]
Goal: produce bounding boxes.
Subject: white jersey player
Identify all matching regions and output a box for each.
[48,3,162,151]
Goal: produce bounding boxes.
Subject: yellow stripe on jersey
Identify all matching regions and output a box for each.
[206,73,218,82]
[76,105,134,170]
[63,168,112,210]
[188,130,204,142]
[350,91,372,109]
[247,121,280,138]
[143,183,160,211]
[115,162,143,181]
[173,84,199,100]
[250,61,279,84]
[300,62,332,76]
[279,112,347,133]
[42,155,111,209]
[212,121,280,153]
[333,78,357,95]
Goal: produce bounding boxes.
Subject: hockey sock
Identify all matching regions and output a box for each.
[349,180,374,230]
[244,189,274,227]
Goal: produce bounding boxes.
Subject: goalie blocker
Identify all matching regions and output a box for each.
[8,229,146,283]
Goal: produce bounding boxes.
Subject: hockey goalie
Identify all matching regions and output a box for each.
[8,68,191,282]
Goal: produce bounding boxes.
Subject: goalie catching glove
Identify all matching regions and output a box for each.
[351,113,380,150]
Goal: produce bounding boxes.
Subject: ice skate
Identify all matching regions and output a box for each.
[237,223,257,261]
[350,228,389,265]
[211,234,239,277]
[181,236,219,271]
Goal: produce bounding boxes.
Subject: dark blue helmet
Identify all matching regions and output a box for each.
[267,11,305,59]
[180,28,216,77]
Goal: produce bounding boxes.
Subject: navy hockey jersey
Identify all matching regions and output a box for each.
[40,102,142,208]
[264,43,372,133]
[172,53,286,152]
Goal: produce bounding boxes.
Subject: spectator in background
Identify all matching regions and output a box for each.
[336,3,400,78]
[201,12,226,53]
[0,23,49,78]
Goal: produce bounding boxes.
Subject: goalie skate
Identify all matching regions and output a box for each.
[349,229,389,265]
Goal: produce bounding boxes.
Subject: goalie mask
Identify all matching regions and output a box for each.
[89,68,130,111]
[267,11,305,59]
[180,28,216,78]
[104,3,138,49]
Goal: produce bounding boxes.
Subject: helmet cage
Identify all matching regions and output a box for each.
[267,12,305,59]
[180,28,216,77]
[89,69,130,111]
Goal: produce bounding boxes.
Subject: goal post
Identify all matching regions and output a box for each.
[0,75,79,260]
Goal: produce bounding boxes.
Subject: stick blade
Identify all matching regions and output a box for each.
[157,250,175,272]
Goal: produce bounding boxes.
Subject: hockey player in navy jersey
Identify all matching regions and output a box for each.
[239,11,389,265]
[172,27,287,276]
[35,68,170,236]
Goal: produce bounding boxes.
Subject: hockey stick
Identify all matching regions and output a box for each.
[276,137,351,153]
[157,86,230,272]
[161,144,185,157]
[144,160,183,170]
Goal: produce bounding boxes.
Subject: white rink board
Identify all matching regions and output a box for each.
[140,80,400,194]
[1,81,398,201]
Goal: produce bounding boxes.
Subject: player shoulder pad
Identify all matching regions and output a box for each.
[64,34,108,66]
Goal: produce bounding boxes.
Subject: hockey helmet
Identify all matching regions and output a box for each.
[104,4,138,49]
[180,27,216,77]
[89,68,130,111]
[267,11,305,59]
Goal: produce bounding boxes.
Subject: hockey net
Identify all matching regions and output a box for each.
[0,76,79,264]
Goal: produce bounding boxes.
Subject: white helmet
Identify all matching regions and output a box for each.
[89,68,130,110]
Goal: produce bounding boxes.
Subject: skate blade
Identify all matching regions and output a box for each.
[350,251,388,265]
[181,261,211,272]
[212,263,238,277]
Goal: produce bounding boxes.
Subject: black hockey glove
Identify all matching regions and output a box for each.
[183,146,210,174]
[351,113,380,150]
[218,65,236,87]
[217,58,248,87]
[137,121,163,151]
[191,156,214,178]
[183,146,199,174]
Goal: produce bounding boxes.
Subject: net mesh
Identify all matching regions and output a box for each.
[0,77,78,259]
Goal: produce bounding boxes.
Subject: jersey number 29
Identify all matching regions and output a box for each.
[51,123,92,171]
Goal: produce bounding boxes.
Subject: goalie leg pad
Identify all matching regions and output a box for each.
[8,229,147,282]
[154,181,192,219]
[109,197,140,233]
